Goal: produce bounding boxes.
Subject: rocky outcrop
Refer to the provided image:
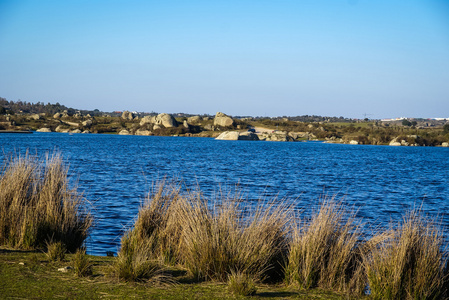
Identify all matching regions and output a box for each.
[30,114,41,120]
[183,120,189,129]
[64,121,79,127]
[214,112,234,127]
[204,124,215,131]
[36,127,51,132]
[349,140,359,145]
[155,113,177,128]
[259,132,293,142]
[238,132,259,141]
[53,113,62,119]
[135,129,153,136]
[139,113,177,128]
[82,119,92,128]
[70,129,82,133]
[121,111,134,120]
[140,116,156,126]
[389,136,422,146]
[216,131,259,141]
[216,131,240,140]
[442,142,449,147]
[55,125,70,133]
[187,116,202,124]
[118,129,130,135]
[389,138,402,146]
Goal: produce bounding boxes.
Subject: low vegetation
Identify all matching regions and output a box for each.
[111,182,291,283]
[227,271,258,296]
[286,200,362,294]
[111,182,447,299]
[0,153,447,298]
[0,153,92,252]
[363,211,447,300]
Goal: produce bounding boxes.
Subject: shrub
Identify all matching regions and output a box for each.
[0,152,92,252]
[227,271,257,296]
[363,210,447,300]
[73,248,92,277]
[286,199,363,294]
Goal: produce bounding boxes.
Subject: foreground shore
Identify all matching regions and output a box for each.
[0,249,352,300]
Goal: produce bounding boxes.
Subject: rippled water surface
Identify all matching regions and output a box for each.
[1,133,448,255]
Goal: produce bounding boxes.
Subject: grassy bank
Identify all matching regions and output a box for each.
[0,250,350,299]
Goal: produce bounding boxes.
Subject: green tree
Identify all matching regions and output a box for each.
[402,119,412,126]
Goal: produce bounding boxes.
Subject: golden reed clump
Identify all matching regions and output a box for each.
[0,152,92,252]
[117,183,448,299]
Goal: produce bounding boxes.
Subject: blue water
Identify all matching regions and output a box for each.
[1,133,448,255]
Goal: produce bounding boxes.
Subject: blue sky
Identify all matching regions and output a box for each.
[0,0,448,118]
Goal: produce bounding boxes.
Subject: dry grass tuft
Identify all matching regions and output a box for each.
[227,271,257,296]
[0,152,92,252]
[116,181,291,282]
[285,199,363,294]
[72,248,93,277]
[46,240,66,261]
[363,210,447,300]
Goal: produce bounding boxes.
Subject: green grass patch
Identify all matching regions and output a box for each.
[0,249,354,299]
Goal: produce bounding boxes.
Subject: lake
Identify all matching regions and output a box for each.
[1,132,448,255]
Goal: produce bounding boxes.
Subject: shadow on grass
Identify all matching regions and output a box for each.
[0,248,40,254]
[257,291,299,298]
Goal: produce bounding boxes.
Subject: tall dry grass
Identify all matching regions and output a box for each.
[0,152,92,252]
[285,199,363,294]
[115,181,291,282]
[114,181,449,297]
[363,210,447,300]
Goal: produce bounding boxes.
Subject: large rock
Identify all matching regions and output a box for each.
[389,137,402,146]
[155,113,177,128]
[70,129,82,133]
[238,132,259,141]
[118,129,130,135]
[215,131,259,141]
[216,131,240,140]
[140,115,156,126]
[442,142,449,147]
[121,111,134,120]
[214,112,234,127]
[64,121,79,127]
[187,116,202,124]
[36,127,52,132]
[55,125,70,133]
[53,113,62,119]
[30,114,41,120]
[259,132,291,142]
[135,129,153,136]
[82,119,92,128]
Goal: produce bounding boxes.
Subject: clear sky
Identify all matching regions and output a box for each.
[0,0,448,118]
